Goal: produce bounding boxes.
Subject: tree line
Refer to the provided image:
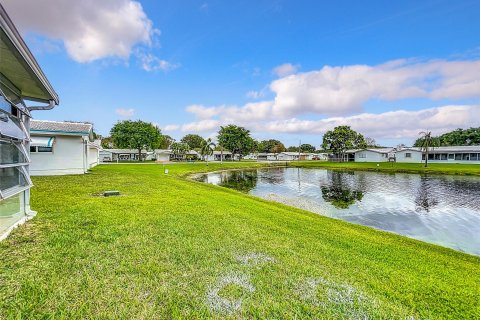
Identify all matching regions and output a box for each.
[101,120,326,161]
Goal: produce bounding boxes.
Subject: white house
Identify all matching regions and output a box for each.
[354,148,396,162]
[100,149,152,162]
[29,120,100,175]
[205,151,233,161]
[397,146,480,164]
[395,148,423,163]
[153,149,172,162]
[1,3,59,240]
[277,152,314,161]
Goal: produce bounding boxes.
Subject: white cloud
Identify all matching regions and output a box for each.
[115,108,135,118]
[246,90,263,99]
[270,59,480,117]
[3,0,157,63]
[186,101,274,123]
[272,63,300,77]
[181,119,220,132]
[163,124,180,131]
[260,105,480,139]
[138,52,178,72]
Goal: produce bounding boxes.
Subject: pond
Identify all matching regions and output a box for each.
[196,167,480,255]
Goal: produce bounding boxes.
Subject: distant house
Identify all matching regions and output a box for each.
[395,148,423,163]
[257,153,278,161]
[397,146,480,164]
[205,151,233,161]
[100,149,152,162]
[153,149,172,162]
[29,120,100,176]
[277,152,314,161]
[354,148,396,162]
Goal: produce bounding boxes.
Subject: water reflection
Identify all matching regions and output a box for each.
[321,172,364,209]
[199,168,480,255]
[216,170,258,193]
[414,177,439,212]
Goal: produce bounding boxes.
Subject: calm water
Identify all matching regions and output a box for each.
[196,167,480,255]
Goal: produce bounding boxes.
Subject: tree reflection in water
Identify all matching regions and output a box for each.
[321,171,363,209]
[414,177,439,212]
[218,170,258,193]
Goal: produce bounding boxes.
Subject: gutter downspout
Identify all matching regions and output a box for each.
[27,100,55,112]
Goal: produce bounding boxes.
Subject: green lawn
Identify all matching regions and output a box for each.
[0,163,479,319]
[289,161,480,176]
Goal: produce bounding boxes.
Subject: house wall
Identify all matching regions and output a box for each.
[30,135,86,175]
[277,154,295,161]
[87,146,99,168]
[396,150,422,163]
[156,153,170,162]
[355,150,388,162]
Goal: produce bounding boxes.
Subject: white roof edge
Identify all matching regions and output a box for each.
[0,3,59,104]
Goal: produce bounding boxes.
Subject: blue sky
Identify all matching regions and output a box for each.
[4,0,480,148]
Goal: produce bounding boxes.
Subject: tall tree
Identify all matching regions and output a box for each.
[322,126,367,162]
[170,142,190,161]
[300,143,316,153]
[159,135,175,149]
[200,138,216,165]
[287,146,300,152]
[258,139,286,153]
[413,127,480,147]
[217,125,254,160]
[101,136,113,149]
[418,131,437,167]
[110,120,162,161]
[180,134,206,149]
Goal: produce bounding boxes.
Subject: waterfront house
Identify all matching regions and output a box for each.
[354,148,396,162]
[205,150,233,161]
[0,4,59,239]
[397,146,480,164]
[30,120,100,175]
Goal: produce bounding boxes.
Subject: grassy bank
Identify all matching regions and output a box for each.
[0,163,479,319]
[289,161,480,176]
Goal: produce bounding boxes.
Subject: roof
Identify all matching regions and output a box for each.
[213,150,232,155]
[30,120,92,135]
[400,146,480,153]
[280,152,313,156]
[0,3,59,104]
[353,148,395,154]
[102,149,151,154]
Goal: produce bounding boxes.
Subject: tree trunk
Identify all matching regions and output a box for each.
[138,148,142,162]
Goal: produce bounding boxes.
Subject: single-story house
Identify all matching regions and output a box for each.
[277,152,314,161]
[354,148,396,162]
[397,146,480,164]
[257,153,278,161]
[1,3,59,240]
[153,149,172,162]
[100,149,153,162]
[29,120,100,175]
[205,151,233,161]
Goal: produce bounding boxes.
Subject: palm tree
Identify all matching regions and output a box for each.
[418,131,434,167]
[200,138,216,165]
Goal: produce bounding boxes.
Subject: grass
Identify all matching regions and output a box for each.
[289,160,480,176]
[0,162,478,319]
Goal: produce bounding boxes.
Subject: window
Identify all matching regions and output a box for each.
[455,154,462,160]
[30,146,53,153]
[405,153,412,158]
[428,154,434,160]
[358,152,366,158]
[462,153,470,161]
[0,141,28,164]
[470,153,478,161]
[434,154,440,160]
[440,154,448,160]
[448,154,454,160]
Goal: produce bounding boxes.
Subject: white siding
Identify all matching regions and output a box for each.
[396,150,423,163]
[30,135,86,175]
[355,150,388,162]
[87,146,99,168]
